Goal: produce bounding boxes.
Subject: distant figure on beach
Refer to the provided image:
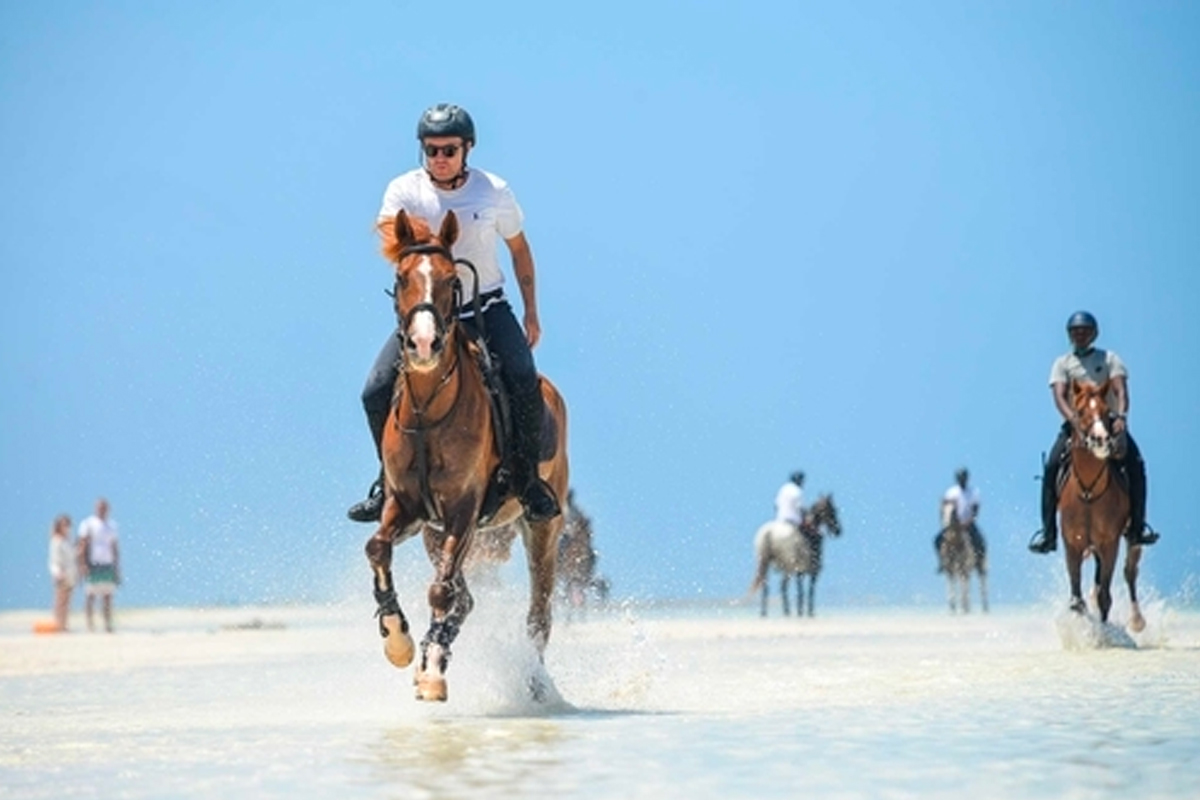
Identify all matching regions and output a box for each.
[775,471,805,529]
[78,498,120,633]
[48,514,76,631]
[935,467,985,567]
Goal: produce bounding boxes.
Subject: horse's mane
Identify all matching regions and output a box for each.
[375,214,436,263]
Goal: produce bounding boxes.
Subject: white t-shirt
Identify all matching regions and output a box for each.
[775,482,804,525]
[1049,348,1127,410]
[78,515,118,566]
[48,535,76,584]
[378,168,524,301]
[943,484,980,527]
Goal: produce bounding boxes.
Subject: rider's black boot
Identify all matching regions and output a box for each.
[510,385,560,523]
[347,405,389,523]
[1029,468,1059,554]
[1124,455,1159,546]
[347,473,384,523]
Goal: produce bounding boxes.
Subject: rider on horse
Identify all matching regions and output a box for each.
[936,467,985,569]
[1028,311,1158,554]
[775,471,805,530]
[347,103,561,524]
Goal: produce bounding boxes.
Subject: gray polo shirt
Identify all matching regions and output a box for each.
[1049,348,1127,408]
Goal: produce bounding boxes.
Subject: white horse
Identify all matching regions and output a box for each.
[750,495,841,617]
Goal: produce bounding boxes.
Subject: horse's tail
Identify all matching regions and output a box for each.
[750,524,771,592]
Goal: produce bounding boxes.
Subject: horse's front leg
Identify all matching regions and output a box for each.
[365,495,415,669]
[1094,541,1118,624]
[806,574,817,618]
[416,505,478,702]
[781,575,791,616]
[1125,542,1145,632]
[1065,545,1086,615]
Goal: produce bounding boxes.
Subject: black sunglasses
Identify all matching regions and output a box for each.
[423,143,461,158]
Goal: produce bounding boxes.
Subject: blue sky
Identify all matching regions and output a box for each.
[2,1,1198,611]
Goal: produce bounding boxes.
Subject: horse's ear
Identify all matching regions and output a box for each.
[394,210,416,248]
[439,210,459,248]
[1096,378,1111,398]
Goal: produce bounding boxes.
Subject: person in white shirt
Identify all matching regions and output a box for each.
[1028,311,1157,554]
[936,468,985,566]
[348,103,559,525]
[78,498,120,633]
[47,514,76,631]
[775,471,806,528]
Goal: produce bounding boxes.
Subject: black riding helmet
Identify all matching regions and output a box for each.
[955,467,969,484]
[417,103,476,145]
[1066,310,1099,349]
[790,471,805,487]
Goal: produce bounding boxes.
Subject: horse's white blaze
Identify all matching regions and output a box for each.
[408,257,438,361]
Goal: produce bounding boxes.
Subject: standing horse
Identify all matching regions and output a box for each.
[364,210,570,702]
[937,506,988,613]
[750,494,842,617]
[1059,380,1145,631]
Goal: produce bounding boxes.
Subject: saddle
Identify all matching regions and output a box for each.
[462,333,559,524]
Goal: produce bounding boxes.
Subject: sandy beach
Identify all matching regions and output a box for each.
[2,598,1199,799]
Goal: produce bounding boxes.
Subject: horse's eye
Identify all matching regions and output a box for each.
[396,274,408,290]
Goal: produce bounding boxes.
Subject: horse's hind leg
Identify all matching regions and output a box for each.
[365,508,415,669]
[1125,544,1145,632]
[523,516,561,656]
[781,575,791,616]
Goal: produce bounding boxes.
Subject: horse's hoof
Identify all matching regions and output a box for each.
[1070,599,1087,615]
[1129,609,1146,634]
[381,615,415,668]
[415,674,448,702]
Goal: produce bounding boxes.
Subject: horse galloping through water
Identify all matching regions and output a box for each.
[1058,380,1144,631]
[750,494,842,617]
[364,210,570,701]
[937,505,988,614]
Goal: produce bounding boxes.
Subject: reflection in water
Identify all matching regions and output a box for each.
[366,718,573,799]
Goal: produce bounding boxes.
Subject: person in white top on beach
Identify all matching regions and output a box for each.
[48,514,76,631]
[775,471,806,528]
[935,468,985,569]
[346,103,559,525]
[78,498,120,633]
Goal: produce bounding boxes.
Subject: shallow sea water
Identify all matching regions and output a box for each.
[1,593,1198,799]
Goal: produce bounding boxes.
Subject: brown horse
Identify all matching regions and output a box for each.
[364,209,570,702]
[1059,380,1145,631]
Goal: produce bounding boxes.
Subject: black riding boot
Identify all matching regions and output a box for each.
[347,405,389,523]
[1029,433,1066,554]
[509,384,560,522]
[1123,447,1158,546]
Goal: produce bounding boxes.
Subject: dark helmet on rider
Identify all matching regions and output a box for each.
[955,467,969,483]
[1066,310,1098,334]
[790,471,805,487]
[417,103,475,145]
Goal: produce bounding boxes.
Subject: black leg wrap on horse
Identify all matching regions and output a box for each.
[374,587,408,637]
[420,619,459,672]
